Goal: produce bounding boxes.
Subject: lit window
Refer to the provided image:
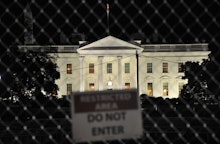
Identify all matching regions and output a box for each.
[67,83,72,96]
[89,83,95,91]
[125,83,130,89]
[147,63,152,73]
[89,63,94,74]
[163,82,168,96]
[162,63,168,73]
[178,63,184,73]
[147,83,153,96]
[107,63,112,73]
[52,88,57,96]
[125,63,130,73]
[67,64,72,74]
[107,80,113,90]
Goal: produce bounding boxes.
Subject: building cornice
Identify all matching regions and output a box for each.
[142,43,208,52]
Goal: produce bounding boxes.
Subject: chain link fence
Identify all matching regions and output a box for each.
[1,0,220,143]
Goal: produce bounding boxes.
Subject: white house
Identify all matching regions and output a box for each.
[19,36,210,98]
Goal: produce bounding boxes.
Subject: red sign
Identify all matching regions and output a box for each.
[74,89,138,113]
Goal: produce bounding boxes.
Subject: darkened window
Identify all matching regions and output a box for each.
[107,63,112,73]
[67,83,72,96]
[147,63,152,73]
[162,63,168,73]
[89,63,94,74]
[125,63,130,73]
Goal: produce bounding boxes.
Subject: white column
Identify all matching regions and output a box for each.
[117,56,122,89]
[79,56,84,92]
[98,56,103,91]
[138,55,141,95]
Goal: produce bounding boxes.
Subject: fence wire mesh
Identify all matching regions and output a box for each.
[0,0,220,143]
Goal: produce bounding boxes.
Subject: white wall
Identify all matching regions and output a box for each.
[52,50,209,98]
[54,53,80,97]
[139,51,209,98]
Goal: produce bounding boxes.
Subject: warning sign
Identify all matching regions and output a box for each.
[71,89,143,142]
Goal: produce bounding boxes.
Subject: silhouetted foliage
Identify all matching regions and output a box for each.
[205,42,220,96]
[180,61,209,101]
[0,46,60,100]
[180,42,220,100]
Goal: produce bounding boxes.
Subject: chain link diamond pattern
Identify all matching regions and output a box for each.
[0,0,220,143]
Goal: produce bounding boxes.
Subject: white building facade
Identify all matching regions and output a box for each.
[19,36,210,98]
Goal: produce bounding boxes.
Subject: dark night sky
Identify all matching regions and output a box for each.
[0,0,219,46]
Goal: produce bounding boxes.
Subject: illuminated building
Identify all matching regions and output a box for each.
[19,35,209,98]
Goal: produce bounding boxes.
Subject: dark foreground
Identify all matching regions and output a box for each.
[0,97,220,144]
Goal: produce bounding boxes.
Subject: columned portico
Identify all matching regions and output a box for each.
[77,36,143,91]
[117,56,122,89]
[79,56,84,92]
[98,56,103,90]
[137,54,141,95]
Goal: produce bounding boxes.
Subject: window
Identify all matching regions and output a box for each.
[125,63,130,73]
[147,83,153,96]
[163,82,168,96]
[125,83,130,89]
[89,83,95,91]
[178,63,184,73]
[147,63,152,73]
[162,63,168,73]
[52,88,57,96]
[107,63,112,73]
[89,63,94,74]
[67,64,72,74]
[67,84,72,96]
[179,83,184,96]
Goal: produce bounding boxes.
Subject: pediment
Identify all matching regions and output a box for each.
[160,75,170,79]
[77,36,143,55]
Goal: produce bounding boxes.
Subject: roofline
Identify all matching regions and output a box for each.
[142,43,209,52]
[141,43,208,46]
[18,43,208,47]
[18,45,79,48]
[78,35,143,50]
[18,45,79,53]
[17,43,209,53]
